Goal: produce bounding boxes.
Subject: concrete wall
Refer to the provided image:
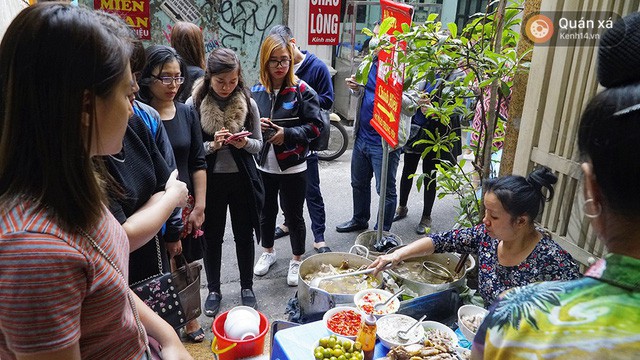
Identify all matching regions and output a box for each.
[82,0,285,86]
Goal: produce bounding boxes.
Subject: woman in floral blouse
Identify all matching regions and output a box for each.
[370,166,580,307]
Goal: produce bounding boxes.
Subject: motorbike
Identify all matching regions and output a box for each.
[317,113,349,161]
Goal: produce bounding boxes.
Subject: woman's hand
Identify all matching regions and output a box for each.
[166,240,182,258]
[165,169,188,208]
[418,93,431,114]
[368,253,401,276]
[186,206,204,236]
[211,127,230,151]
[229,134,248,149]
[261,118,284,146]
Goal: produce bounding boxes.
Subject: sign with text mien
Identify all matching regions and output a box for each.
[94,0,151,40]
[371,0,413,147]
[308,0,341,45]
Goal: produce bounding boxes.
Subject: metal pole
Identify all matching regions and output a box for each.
[376,141,390,245]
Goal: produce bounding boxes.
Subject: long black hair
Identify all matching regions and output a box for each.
[193,47,256,131]
[137,45,187,103]
[484,167,557,223]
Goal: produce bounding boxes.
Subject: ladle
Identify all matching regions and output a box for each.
[309,263,392,288]
[421,261,454,282]
[397,314,427,341]
[373,288,404,312]
[309,268,376,288]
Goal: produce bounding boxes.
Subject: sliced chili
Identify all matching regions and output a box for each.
[327,310,362,336]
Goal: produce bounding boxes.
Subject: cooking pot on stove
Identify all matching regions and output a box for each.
[297,245,383,317]
[385,245,474,297]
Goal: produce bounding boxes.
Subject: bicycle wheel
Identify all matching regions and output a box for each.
[317,121,349,161]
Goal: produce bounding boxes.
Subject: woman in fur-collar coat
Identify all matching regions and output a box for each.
[192,48,264,316]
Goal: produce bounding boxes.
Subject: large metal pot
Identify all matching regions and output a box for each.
[385,246,473,297]
[297,245,382,317]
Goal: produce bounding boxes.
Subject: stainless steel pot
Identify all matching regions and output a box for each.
[297,245,382,317]
[385,246,473,297]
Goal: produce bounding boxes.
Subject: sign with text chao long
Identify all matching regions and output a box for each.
[308,0,341,45]
[94,0,151,40]
[372,0,413,147]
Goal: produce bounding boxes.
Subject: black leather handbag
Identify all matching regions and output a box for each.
[130,236,202,330]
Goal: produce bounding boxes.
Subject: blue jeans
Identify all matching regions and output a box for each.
[350,136,401,231]
[280,153,326,243]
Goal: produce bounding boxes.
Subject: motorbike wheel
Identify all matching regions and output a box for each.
[317,121,349,161]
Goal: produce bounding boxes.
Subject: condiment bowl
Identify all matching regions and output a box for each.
[322,306,363,340]
[376,314,424,349]
[353,288,400,318]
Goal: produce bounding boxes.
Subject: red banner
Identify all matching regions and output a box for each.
[371,0,413,147]
[308,0,342,45]
[94,0,151,40]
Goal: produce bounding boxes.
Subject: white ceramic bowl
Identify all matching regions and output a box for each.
[353,288,400,317]
[457,304,488,341]
[421,320,458,346]
[322,306,363,340]
[376,314,424,349]
[312,336,364,359]
[224,306,261,340]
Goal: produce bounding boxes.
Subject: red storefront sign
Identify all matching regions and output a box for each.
[94,0,151,40]
[308,0,342,45]
[371,0,413,147]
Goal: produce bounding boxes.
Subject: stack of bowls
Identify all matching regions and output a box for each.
[224,306,261,340]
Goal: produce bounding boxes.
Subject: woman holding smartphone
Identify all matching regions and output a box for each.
[251,34,324,286]
[192,48,264,316]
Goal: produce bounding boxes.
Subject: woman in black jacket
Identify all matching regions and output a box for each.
[250,34,324,286]
[192,48,264,316]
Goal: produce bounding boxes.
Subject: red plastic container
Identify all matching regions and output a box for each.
[211,309,269,360]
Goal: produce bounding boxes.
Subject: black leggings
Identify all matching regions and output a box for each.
[202,172,255,293]
[260,170,307,256]
[398,151,450,219]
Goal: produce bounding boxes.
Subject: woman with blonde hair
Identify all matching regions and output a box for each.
[170,21,205,103]
[251,34,324,286]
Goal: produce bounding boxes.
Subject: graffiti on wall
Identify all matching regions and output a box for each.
[85,0,283,85]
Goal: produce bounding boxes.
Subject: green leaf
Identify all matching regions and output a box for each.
[427,13,439,22]
[379,17,395,36]
[356,59,372,85]
[447,23,458,38]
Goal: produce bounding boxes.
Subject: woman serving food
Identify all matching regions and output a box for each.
[370,167,581,307]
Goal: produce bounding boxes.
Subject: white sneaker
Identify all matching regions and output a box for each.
[254,251,276,276]
[287,259,301,286]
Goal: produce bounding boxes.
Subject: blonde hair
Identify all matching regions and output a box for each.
[259,34,296,92]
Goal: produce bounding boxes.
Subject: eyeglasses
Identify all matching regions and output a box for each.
[267,59,291,68]
[152,75,185,85]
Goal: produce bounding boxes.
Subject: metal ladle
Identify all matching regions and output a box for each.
[309,263,392,288]
[397,314,427,341]
[421,261,454,282]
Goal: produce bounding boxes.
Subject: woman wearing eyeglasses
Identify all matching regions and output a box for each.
[138,45,207,343]
[251,34,324,286]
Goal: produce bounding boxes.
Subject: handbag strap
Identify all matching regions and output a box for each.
[78,228,151,357]
[130,235,164,286]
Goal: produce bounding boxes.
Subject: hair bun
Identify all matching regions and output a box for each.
[598,12,640,88]
[527,166,557,201]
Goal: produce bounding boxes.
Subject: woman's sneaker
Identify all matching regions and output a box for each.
[287,259,301,286]
[254,251,277,276]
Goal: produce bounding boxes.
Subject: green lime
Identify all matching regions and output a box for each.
[314,351,324,359]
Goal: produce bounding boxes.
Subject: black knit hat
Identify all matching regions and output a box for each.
[598,12,640,88]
